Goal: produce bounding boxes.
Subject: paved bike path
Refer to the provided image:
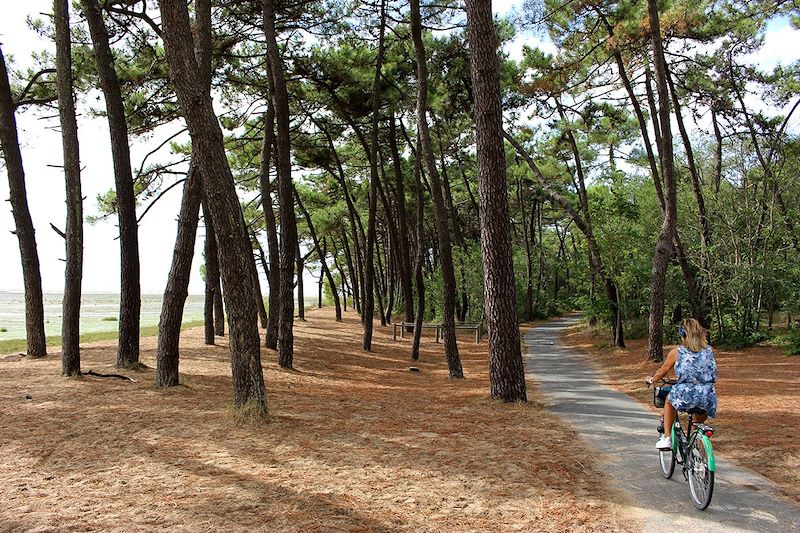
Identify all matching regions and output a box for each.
[524,316,799,532]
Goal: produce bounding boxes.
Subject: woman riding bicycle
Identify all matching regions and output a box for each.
[646,318,717,450]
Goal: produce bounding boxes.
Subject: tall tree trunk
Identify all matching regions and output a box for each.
[362,0,387,351]
[374,232,388,327]
[296,240,305,321]
[81,0,141,368]
[411,0,463,378]
[204,229,215,347]
[0,46,46,358]
[203,199,223,342]
[711,108,723,194]
[159,0,266,415]
[156,162,202,385]
[516,177,534,321]
[212,255,225,336]
[263,0,297,368]
[646,0,678,363]
[388,111,414,323]
[411,152,425,362]
[260,103,280,349]
[466,0,526,401]
[54,0,83,377]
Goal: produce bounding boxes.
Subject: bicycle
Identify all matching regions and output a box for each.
[649,378,716,510]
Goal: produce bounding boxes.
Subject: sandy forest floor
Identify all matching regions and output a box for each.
[0,308,633,533]
[564,326,800,503]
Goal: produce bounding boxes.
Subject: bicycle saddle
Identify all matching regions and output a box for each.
[686,407,707,415]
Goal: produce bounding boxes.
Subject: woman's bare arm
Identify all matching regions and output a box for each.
[651,348,678,382]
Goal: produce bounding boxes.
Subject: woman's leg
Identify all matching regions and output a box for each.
[663,400,677,438]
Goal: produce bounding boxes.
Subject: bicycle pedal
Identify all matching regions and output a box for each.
[657,424,664,434]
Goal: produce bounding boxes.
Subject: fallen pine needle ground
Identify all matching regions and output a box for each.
[563,323,800,503]
[1,308,634,532]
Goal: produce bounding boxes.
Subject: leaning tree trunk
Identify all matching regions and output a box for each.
[260,102,281,349]
[296,188,341,320]
[466,0,526,401]
[159,0,266,415]
[646,0,678,363]
[411,0,463,378]
[156,162,202,386]
[81,0,141,369]
[667,71,712,329]
[0,46,46,358]
[263,0,297,368]
[156,0,211,387]
[54,0,83,377]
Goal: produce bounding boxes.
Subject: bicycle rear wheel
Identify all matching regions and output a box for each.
[687,435,714,510]
[659,447,676,478]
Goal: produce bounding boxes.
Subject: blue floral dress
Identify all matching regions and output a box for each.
[668,345,718,418]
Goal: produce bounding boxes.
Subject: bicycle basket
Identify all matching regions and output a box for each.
[653,385,671,408]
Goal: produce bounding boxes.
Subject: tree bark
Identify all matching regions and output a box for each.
[296,240,305,320]
[81,0,141,368]
[263,0,296,368]
[361,0,387,351]
[54,0,83,377]
[516,177,534,321]
[204,217,215,346]
[411,0,463,377]
[411,152,425,362]
[156,162,202,385]
[466,0,526,401]
[646,0,678,362]
[203,197,223,343]
[388,111,414,323]
[159,0,266,414]
[250,239,268,328]
[260,103,280,349]
[0,46,47,358]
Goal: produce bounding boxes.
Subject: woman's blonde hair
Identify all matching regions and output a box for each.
[681,318,709,352]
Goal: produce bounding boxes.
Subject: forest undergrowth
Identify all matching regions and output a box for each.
[0,307,634,532]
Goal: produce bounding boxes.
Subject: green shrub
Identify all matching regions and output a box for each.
[782,327,800,356]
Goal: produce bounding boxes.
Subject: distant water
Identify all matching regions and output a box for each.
[0,292,205,341]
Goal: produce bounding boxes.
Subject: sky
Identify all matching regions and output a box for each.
[0,1,798,296]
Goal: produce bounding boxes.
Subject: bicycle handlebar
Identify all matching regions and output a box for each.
[646,377,678,388]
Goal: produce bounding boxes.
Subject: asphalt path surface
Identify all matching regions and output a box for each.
[523,315,799,532]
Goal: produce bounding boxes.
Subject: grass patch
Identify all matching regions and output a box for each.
[0,320,204,355]
[101,316,118,322]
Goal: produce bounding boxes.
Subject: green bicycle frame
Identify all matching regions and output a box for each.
[671,423,716,472]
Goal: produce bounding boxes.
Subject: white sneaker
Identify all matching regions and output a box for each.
[656,435,671,450]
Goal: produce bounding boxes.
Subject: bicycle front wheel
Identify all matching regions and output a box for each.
[659,447,676,479]
[687,435,715,510]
